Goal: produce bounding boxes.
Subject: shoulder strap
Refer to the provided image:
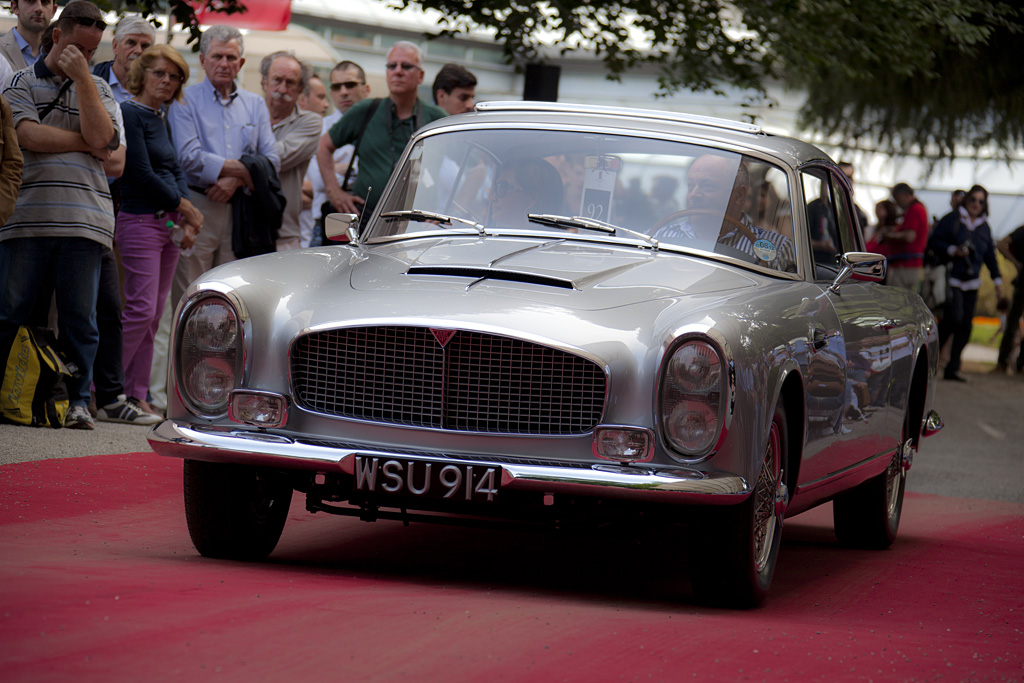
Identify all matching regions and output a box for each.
[38,79,73,121]
[341,98,383,191]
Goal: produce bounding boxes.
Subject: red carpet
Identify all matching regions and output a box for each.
[2,453,1021,681]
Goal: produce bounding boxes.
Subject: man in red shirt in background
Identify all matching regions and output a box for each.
[885,182,930,291]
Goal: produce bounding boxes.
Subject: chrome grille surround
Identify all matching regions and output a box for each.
[291,326,607,435]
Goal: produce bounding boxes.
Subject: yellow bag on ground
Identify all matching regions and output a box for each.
[1,326,72,428]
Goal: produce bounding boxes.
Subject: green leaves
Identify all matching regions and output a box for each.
[113,0,1022,160]
[394,0,1024,161]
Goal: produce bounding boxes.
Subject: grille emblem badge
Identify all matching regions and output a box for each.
[431,328,457,347]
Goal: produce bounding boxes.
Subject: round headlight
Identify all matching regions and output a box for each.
[660,339,726,458]
[664,399,719,453]
[178,297,240,415]
[185,299,238,351]
[668,341,721,393]
[184,357,235,413]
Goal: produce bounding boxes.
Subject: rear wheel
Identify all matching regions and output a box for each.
[689,403,788,608]
[833,410,910,549]
[183,460,292,560]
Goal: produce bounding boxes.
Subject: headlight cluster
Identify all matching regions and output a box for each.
[178,296,241,416]
[659,339,727,458]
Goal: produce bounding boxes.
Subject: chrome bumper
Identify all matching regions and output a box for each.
[148,420,749,504]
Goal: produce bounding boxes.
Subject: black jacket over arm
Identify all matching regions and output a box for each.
[232,154,286,259]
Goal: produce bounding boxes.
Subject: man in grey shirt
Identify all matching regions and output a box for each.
[260,51,320,251]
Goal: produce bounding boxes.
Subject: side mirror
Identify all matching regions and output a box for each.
[829,252,886,293]
[325,213,359,244]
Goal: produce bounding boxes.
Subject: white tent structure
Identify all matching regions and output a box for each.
[2,2,1019,234]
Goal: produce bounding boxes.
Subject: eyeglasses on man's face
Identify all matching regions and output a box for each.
[146,68,183,84]
[330,81,363,91]
[386,62,420,72]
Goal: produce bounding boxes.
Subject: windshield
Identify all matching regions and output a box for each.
[372,128,798,273]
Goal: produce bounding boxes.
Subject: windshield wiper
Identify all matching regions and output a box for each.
[380,209,486,236]
[527,214,658,249]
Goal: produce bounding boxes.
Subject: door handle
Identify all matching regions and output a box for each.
[812,327,833,350]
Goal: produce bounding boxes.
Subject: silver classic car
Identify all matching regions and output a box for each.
[149,102,942,606]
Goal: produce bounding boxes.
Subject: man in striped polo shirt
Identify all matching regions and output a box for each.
[0,0,122,430]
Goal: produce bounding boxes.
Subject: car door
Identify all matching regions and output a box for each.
[797,166,894,487]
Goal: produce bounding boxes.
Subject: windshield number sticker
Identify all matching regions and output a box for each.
[580,155,622,221]
[753,238,778,262]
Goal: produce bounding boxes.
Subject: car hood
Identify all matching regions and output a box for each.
[346,235,758,311]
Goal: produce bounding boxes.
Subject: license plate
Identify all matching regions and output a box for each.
[353,456,500,503]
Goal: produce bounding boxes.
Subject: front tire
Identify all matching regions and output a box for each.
[689,403,788,608]
[183,460,292,560]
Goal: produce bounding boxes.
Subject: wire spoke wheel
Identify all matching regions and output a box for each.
[689,402,787,608]
[753,420,782,573]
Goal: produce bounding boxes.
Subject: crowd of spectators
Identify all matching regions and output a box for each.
[859,174,1014,381]
[0,2,479,430]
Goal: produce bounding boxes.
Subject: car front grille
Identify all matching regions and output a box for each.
[291,326,606,435]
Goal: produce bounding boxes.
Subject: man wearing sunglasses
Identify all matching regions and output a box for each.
[317,41,446,225]
[1,0,122,430]
[306,60,369,246]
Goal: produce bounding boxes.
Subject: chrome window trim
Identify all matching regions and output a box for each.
[475,100,764,134]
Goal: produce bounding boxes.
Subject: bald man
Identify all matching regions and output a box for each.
[652,154,796,273]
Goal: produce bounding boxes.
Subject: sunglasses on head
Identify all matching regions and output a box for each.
[330,81,362,91]
[72,16,108,31]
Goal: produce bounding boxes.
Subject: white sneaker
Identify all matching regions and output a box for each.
[96,395,162,426]
[65,405,96,430]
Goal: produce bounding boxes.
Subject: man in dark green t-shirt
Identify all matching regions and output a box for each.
[316,41,446,221]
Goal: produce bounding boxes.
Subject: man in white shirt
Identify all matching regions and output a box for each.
[307,60,369,246]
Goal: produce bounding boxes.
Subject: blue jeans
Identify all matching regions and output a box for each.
[0,237,104,407]
[939,286,978,376]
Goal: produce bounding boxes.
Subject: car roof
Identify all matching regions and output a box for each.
[419,101,834,169]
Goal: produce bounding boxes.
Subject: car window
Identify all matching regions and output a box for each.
[829,173,862,253]
[802,169,842,280]
[374,129,799,274]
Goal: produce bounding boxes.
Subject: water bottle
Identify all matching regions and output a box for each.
[166,220,194,256]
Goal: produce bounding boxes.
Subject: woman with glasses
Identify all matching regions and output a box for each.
[115,44,204,415]
[928,184,1004,381]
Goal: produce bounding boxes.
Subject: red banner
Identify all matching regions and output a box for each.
[193,0,292,31]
